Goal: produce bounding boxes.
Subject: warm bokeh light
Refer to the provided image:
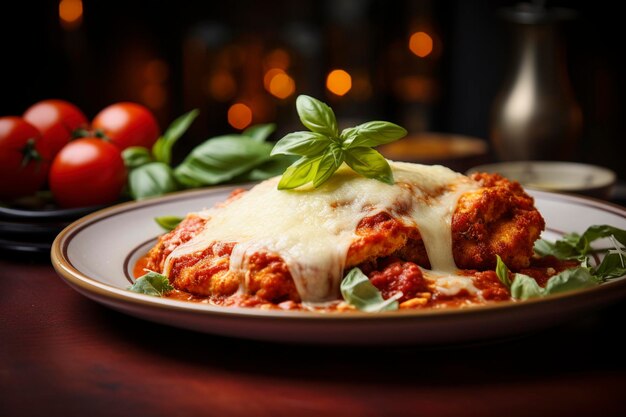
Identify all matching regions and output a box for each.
[141,84,167,109]
[208,70,237,101]
[268,73,295,99]
[409,31,433,58]
[228,103,253,130]
[59,0,83,30]
[326,69,352,96]
[264,49,291,70]
[263,68,285,91]
[144,60,170,83]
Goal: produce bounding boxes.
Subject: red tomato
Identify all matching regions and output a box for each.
[49,138,127,208]
[92,102,160,150]
[0,117,49,200]
[23,99,88,160]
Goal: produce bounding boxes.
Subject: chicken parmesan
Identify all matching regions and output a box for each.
[135,161,560,311]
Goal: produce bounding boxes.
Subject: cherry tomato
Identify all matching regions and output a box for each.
[23,99,88,160]
[0,117,49,200]
[92,102,160,150]
[49,138,127,208]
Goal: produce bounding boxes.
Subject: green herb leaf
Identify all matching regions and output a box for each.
[153,109,199,164]
[340,267,399,312]
[510,273,544,300]
[543,268,599,294]
[296,95,338,138]
[344,147,394,185]
[495,255,512,288]
[341,121,407,148]
[232,155,297,182]
[243,123,276,142]
[174,136,272,187]
[593,253,626,280]
[313,143,344,187]
[128,162,178,200]
[122,146,153,169]
[270,131,331,156]
[277,154,324,190]
[155,215,183,231]
[127,271,174,296]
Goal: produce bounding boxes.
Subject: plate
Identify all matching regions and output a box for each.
[51,187,626,345]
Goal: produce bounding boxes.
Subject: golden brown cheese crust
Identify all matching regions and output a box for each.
[143,173,545,304]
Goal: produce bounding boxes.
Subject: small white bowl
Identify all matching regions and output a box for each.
[467,161,616,199]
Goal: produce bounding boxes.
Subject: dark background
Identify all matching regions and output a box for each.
[1,0,624,176]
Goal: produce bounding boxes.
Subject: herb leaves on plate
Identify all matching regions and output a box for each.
[127,271,174,297]
[340,267,400,312]
[496,224,626,300]
[271,95,407,190]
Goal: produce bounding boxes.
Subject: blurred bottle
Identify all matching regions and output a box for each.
[490,2,582,161]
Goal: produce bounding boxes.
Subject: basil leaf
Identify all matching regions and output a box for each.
[153,109,199,164]
[344,147,394,185]
[270,131,331,156]
[129,162,178,200]
[122,146,153,169]
[510,268,598,301]
[579,225,626,254]
[340,267,399,312]
[296,95,338,138]
[594,253,626,280]
[127,271,174,296]
[510,274,544,300]
[543,268,598,295]
[243,123,276,142]
[277,154,324,190]
[533,237,580,260]
[155,215,183,231]
[341,121,407,148]
[313,144,344,187]
[233,155,297,182]
[495,255,512,288]
[174,136,272,187]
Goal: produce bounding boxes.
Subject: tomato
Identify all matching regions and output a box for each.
[0,117,49,200]
[92,102,160,150]
[23,99,88,160]
[49,138,127,208]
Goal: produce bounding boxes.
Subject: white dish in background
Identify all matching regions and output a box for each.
[51,187,626,345]
[467,161,616,199]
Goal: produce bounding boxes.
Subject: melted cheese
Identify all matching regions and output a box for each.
[164,161,479,303]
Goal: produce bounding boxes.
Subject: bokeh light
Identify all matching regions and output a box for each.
[59,0,83,30]
[268,73,295,99]
[326,69,352,96]
[228,103,253,130]
[409,31,433,58]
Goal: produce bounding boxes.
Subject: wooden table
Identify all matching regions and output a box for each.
[2,251,626,417]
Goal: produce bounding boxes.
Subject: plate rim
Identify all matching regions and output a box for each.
[51,186,626,322]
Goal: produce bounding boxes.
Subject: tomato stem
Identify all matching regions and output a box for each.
[21,138,44,171]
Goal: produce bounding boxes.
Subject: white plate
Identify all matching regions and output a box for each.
[51,187,626,345]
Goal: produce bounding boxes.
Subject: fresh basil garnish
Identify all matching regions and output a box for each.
[122,146,153,169]
[128,162,178,200]
[127,271,174,297]
[174,136,273,187]
[155,215,183,231]
[340,267,400,312]
[242,123,276,143]
[271,95,406,190]
[152,109,200,165]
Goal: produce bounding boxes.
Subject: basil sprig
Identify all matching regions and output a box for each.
[271,95,407,190]
[127,271,174,297]
[340,267,400,312]
[123,109,291,200]
[496,225,626,301]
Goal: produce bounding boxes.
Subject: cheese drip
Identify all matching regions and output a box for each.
[164,161,479,302]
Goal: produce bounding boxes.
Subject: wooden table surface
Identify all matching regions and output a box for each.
[2,250,626,417]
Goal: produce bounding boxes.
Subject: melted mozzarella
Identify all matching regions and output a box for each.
[164,161,479,302]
